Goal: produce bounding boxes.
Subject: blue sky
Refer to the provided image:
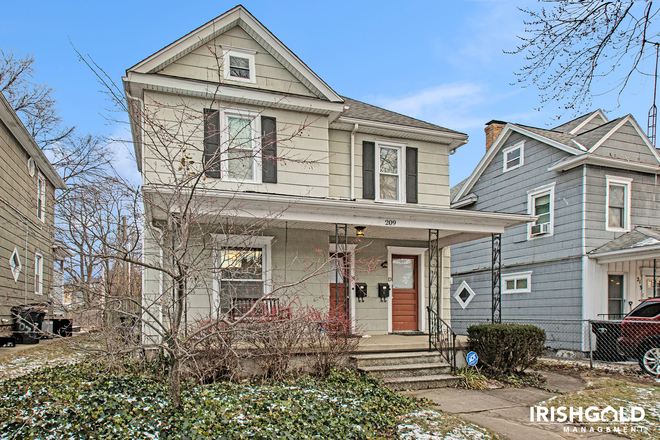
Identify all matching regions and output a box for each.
[1,1,657,186]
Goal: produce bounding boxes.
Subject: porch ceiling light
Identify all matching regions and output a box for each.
[355,226,366,237]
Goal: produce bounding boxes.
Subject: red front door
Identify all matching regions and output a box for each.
[392,255,418,332]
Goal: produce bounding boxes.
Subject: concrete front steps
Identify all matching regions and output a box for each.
[351,351,459,391]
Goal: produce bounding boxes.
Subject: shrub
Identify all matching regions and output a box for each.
[303,309,361,376]
[467,323,546,374]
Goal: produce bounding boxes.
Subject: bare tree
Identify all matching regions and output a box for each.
[65,48,357,406]
[510,1,660,116]
[0,48,74,147]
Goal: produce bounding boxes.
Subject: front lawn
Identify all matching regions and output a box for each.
[0,362,496,439]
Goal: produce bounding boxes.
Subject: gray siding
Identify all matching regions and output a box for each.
[584,166,660,251]
[452,132,584,274]
[451,258,583,349]
[573,116,607,135]
[592,121,657,165]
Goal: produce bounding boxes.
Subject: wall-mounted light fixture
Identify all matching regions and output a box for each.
[355,226,366,237]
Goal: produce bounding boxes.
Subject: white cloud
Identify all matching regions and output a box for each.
[372,82,488,131]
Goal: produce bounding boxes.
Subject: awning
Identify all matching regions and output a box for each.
[589,227,660,264]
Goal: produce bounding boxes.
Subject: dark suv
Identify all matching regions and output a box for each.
[617,298,660,375]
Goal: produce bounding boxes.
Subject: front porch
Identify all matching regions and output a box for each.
[356,333,468,355]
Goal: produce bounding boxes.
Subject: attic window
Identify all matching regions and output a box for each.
[230,56,250,79]
[502,141,524,172]
[223,48,256,84]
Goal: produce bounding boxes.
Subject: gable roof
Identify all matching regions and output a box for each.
[552,109,608,134]
[340,97,464,135]
[0,93,66,190]
[128,5,342,103]
[452,111,660,205]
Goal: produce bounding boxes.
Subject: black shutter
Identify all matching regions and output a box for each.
[203,109,221,179]
[362,141,375,200]
[406,147,418,203]
[261,116,277,183]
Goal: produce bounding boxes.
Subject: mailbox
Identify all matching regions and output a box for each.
[355,283,367,301]
[378,283,390,299]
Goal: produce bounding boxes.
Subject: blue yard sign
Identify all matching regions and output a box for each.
[466,351,478,367]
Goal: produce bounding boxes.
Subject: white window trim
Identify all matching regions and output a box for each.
[502,271,532,294]
[605,175,632,232]
[37,172,46,222]
[222,47,257,84]
[527,182,556,240]
[9,247,21,282]
[502,141,524,173]
[453,280,476,309]
[211,234,274,314]
[375,141,406,204]
[221,108,262,184]
[34,252,43,295]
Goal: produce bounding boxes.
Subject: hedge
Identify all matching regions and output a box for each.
[467,323,546,373]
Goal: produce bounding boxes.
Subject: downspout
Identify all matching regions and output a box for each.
[350,124,359,200]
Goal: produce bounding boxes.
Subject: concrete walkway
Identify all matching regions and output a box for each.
[405,371,621,440]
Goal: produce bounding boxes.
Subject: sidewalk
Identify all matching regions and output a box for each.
[405,371,621,440]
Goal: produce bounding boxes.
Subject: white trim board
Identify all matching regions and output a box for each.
[128,6,342,103]
[569,109,609,135]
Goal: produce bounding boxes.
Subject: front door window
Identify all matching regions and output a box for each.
[608,274,624,319]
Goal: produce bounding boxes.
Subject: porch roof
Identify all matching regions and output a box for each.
[589,227,660,263]
[144,187,533,247]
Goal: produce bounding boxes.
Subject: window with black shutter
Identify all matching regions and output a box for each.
[362,141,375,200]
[203,109,221,178]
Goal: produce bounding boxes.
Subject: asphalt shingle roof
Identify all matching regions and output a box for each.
[552,112,595,133]
[575,117,626,150]
[589,227,660,255]
[340,96,465,135]
[450,178,468,201]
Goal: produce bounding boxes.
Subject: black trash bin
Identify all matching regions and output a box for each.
[52,319,72,337]
[11,305,46,345]
[590,320,626,362]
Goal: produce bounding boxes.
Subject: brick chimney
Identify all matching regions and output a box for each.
[485,120,506,152]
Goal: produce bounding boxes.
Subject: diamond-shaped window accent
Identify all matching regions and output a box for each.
[9,248,21,282]
[453,281,476,309]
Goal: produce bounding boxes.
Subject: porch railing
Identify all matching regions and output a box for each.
[427,306,457,373]
[230,298,287,319]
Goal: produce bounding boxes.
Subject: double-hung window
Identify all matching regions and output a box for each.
[37,173,46,222]
[34,253,43,295]
[606,176,632,232]
[215,235,273,313]
[502,141,524,172]
[223,48,256,83]
[502,271,532,293]
[527,183,555,239]
[223,110,260,182]
[376,142,404,202]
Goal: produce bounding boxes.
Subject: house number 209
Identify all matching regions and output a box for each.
[385,220,396,226]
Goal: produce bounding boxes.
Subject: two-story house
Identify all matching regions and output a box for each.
[124,6,530,341]
[450,110,660,349]
[0,92,66,331]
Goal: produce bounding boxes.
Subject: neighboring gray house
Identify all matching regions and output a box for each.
[450,111,660,349]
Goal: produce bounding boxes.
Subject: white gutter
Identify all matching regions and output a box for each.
[336,116,468,142]
[450,193,478,209]
[548,154,660,174]
[350,123,359,200]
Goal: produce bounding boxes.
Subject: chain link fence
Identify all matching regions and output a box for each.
[450,317,660,374]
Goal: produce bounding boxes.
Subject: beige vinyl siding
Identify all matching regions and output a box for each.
[0,119,56,323]
[158,26,316,98]
[328,129,450,207]
[141,90,330,198]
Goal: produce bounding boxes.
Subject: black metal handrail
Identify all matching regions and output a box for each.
[427,306,457,373]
